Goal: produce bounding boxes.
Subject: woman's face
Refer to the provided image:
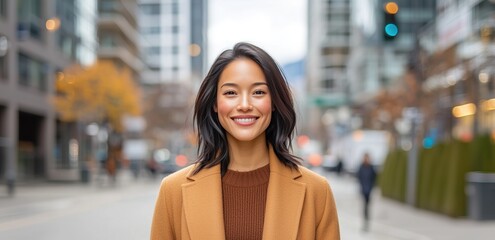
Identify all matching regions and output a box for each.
[216,58,272,143]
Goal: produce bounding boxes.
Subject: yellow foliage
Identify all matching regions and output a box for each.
[53,60,141,132]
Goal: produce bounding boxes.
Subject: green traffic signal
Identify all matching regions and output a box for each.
[385,23,398,37]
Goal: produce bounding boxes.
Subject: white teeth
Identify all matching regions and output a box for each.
[234,118,256,123]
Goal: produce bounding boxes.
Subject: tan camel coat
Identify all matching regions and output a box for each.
[150,147,340,240]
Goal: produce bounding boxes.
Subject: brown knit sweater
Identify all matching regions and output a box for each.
[222,164,270,240]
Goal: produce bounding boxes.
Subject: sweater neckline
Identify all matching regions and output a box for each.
[222,164,270,187]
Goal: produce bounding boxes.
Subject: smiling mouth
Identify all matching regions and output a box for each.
[232,117,259,124]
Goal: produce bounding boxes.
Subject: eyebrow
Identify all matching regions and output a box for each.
[220,82,267,88]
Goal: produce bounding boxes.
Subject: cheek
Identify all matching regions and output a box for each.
[216,98,235,116]
[256,98,272,115]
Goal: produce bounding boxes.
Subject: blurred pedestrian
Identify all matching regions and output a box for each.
[151,42,340,239]
[357,152,377,231]
[335,155,344,175]
[146,156,159,178]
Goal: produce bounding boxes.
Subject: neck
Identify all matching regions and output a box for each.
[226,134,270,172]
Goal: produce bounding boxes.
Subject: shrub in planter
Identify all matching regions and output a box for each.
[442,139,470,217]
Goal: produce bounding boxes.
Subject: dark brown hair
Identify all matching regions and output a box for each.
[193,42,301,175]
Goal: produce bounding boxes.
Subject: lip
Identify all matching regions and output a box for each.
[231,115,259,126]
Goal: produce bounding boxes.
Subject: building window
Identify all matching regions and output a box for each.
[142,26,161,34]
[140,3,160,15]
[171,25,179,33]
[56,0,76,32]
[321,79,335,90]
[322,47,349,55]
[100,34,117,48]
[327,12,349,22]
[146,46,161,55]
[17,0,43,40]
[99,0,120,14]
[171,1,179,14]
[171,66,179,73]
[171,46,179,54]
[18,53,47,92]
[56,30,79,60]
[0,52,7,80]
[0,0,6,18]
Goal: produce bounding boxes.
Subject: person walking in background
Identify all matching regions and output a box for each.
[151,42,340,239]
[357,152,377,231]
[335,155,344,176]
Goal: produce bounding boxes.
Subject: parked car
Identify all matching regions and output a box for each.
[152,148,189,174]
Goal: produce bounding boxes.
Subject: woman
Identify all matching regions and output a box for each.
[151,42,340,240]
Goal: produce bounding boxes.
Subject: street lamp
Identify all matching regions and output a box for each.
[0,137,15,196]
[0,35,8,57]
[45,17,61,32]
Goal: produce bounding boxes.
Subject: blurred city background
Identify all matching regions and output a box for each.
[0,0,495,239]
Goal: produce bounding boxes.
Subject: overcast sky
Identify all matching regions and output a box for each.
[208,0,307,66]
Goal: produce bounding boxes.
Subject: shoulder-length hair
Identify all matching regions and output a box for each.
[193,42,301,175]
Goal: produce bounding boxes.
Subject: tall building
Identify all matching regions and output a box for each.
[138,0,208,85]
[307,0,352,141]
[0,0,98,182]
[136,0,208,150]
[190,0,208,86]
[98,0,143,78]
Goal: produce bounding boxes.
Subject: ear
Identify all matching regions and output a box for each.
[214,104,218,113]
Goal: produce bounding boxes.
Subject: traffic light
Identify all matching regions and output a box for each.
[383,2,399,40]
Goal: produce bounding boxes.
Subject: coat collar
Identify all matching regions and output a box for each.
[182,161,224,239]
[262,146,306,240]
[182,146,306,240]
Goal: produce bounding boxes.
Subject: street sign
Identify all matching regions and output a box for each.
[309,94,347,107]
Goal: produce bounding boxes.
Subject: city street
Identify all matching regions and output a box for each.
[0,169,494,240]
[0,172,158,240]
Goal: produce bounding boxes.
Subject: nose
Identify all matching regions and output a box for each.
[237,95,253,111]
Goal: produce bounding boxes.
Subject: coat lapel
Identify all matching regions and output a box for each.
[182,165,225,240]
[262,147,306,240]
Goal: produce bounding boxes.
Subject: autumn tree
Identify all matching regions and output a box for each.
[53,60,141,132]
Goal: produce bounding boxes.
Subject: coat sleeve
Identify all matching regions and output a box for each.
[316,183,340,240]
[150,179,175,240]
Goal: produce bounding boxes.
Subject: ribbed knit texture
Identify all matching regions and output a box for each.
[222,164,270,240]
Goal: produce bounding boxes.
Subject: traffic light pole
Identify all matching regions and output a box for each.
[406,110,421,206]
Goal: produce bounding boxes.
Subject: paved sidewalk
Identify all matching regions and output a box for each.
[2,169,494,240]
[0,170,159,210]
[321,170,495,240]
[0,170,160,239]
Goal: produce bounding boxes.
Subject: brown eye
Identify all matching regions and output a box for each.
[253,90,266,95]
[224,90,236,95]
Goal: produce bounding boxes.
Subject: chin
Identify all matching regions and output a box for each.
[231,135,258,142]
[228,132,265,143]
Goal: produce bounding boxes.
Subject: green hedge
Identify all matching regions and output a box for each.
[442,139,470,217]
[416,147,429,209]
[380,134,495,218]
[379,148,407,202]
[470,134,495,172]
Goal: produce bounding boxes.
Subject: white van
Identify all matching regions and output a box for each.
[327,130,391,173]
